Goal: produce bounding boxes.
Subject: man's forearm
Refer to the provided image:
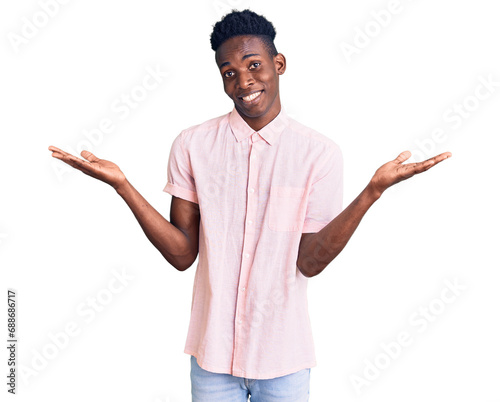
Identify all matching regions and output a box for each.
[115,179,194,271]
[297,182,381,277]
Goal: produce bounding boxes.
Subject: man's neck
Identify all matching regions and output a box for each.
[236,105,282,132]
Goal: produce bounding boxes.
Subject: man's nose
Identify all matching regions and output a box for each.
[236,72,254,89]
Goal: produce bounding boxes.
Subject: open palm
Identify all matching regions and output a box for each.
[48,146,126,189]
[370,150,452,197]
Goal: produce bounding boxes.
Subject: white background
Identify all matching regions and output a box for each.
[1,0,499,401]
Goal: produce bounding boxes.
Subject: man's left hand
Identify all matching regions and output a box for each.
[369,150,452,198]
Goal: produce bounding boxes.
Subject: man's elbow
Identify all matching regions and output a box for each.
[298,266,316,278]
[176,256,197,272]
[297,258,325,278]
[164,250,198,272]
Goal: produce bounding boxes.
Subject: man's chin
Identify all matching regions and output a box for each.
[234,104,265,119]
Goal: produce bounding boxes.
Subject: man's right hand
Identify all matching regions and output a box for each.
[48,146,127,190]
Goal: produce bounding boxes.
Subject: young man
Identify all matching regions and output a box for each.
[49,9,451,402]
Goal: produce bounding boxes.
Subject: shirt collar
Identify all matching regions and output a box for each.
[229,107,289,146]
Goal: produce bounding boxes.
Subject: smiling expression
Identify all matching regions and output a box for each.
[215,35,286,132]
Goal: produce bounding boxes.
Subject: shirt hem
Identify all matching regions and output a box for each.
[186,350,317,380]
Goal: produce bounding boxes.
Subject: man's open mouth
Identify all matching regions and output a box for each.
[240,91,262,103]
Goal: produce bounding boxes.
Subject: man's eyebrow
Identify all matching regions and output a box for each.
[218,53,261,69]
[242,53,260,60]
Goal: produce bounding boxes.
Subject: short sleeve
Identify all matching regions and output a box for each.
[163,132,198,204]
[302,144,343,233]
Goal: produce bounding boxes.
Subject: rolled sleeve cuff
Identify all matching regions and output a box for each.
[164,183,199,204]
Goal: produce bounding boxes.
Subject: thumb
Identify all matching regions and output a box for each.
[80,150,100,162]
[394,150,411,164]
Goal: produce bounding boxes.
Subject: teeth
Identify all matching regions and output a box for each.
[242,91,261,102]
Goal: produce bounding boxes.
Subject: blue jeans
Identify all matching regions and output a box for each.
[190,355,311,401]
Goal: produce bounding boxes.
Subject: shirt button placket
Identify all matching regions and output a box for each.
[233,132,261,371]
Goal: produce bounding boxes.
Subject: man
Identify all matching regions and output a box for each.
[49,9,451,402]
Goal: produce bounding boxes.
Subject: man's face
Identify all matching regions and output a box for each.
[215,35,286,131]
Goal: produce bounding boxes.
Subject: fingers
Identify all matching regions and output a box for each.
[408,151,452,175]
[48,145,94,173]
[433,151,452,163]
[394,150,452,167]
[394,150,412,164]
[48,146,99,161]
[48,145,68,158]
[80,150,100,162]
[420,151,452,170]
[48,145,76,161]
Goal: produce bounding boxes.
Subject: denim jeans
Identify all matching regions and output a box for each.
[190,355,311,401]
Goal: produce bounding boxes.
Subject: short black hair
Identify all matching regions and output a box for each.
[210,9,278,58]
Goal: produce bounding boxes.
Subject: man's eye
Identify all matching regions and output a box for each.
[250,62,261,69]
[224,71,234,78]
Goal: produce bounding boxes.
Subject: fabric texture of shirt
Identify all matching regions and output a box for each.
[163,107,343,379]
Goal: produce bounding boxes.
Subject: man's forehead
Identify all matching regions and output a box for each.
[215,35,267,66]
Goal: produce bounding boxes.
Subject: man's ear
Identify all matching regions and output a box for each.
[274,53,286,75]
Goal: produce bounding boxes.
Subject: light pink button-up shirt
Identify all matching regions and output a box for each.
[164,107,343,379]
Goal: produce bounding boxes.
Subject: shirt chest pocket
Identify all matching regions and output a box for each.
[268,186,306,232]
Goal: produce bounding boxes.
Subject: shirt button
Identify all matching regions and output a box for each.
[248,220,253,225]
[242,287,246,291]
[245,253,250,258]
[251,154,256,160]
[249,188,255,193]
[238,319,243,324]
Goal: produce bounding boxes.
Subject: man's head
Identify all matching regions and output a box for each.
[210,10,286,131]
[210,9,278,58]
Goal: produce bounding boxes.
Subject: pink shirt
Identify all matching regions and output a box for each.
[164,107,343,379]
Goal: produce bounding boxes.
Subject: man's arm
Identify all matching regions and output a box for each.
[296,150,452,278]
[48,146,200,271]
[116,183,200,271]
